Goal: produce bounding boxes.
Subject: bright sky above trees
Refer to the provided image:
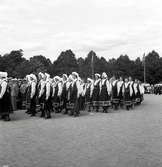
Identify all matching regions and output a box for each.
[1,0,162,61]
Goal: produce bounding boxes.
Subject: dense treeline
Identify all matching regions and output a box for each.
[0,49,161,84]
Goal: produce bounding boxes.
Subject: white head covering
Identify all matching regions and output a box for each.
[0,72,8,78]
[44,73,50,83]
[53,76,60,82]
[87,78,93,83]
[68,75,73,81]
[102,72,107,78]
[45,72,50,79]
[95,73,101,78]
[63,74,68,80]
[38,72,44,78]
[26,75,31,82]
[30,74,37,83]
[72,72,79,78]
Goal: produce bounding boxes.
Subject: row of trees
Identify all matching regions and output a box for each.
[0,49,161,84]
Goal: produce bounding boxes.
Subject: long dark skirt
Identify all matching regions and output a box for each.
[44,95,52,117]
[70,88,79,115]
[124,91,131,107]
[79,96,85,110]
[0,91,13,116]
[99,87,111,107]
[92,87,99,107]
[30,95,36,116]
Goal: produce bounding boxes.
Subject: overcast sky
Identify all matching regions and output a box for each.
[0,0,162,61]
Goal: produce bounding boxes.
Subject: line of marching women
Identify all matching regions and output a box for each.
[85,73,145,113]
[24,71,145,118]
[0,70,145,121]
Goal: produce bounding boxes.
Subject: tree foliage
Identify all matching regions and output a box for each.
[0,49,162,84]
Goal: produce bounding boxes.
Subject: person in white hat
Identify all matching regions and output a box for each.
[10,78,19,111]
[111,75,121,110]
[52,76,62,113]
[35,72,45,113]
[69,72,81,117]
[91,73,101,112]
[0,72,13,121]
[65,75,73,112]
[29,74,37,116]
[79,78,86,111]
[60,74,68,114]
[129,76,137,108]
[99,72,111,113]
[122,77,133,110]
[84,78,93,112]
[25,74,32,114]
[38,73,46,117]
[43,73,52,119]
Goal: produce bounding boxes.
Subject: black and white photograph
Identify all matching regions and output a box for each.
[0,0,162,166]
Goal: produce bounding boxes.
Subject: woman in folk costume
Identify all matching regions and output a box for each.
[99,72,111,113]
[118,77,124,108]
[84,78,93,112]
[35,72,44,112]
[69,72,81,117]
[111,76,120,110]
[129,77,137,108]
[79,78,85,111]
[91,73,101,112]
[38,73,46,117]
[25,75,31,114]
[44,73,52,119]
[138,80,145,103]
[20,78,27,109]
[52,76,62,113]
[0,72,13,121]
[134,79,141,106]
[10,78,19,111]
[66,75,73,113]
[122,77,133,110]
[29,74,37,117]
[60,74,68,114]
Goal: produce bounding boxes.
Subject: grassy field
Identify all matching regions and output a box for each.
[1,94,162,167]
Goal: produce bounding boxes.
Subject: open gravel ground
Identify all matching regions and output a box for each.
[0,94,162,167]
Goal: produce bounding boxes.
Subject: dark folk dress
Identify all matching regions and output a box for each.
[79,83,85,110]
[130,82,136,105]
[30,81,37,116]
[52,82,61,109]
[119,82,124,105]
[136,83,141,104]
[123,83,132,107]
[92,80,100,107]
[70,80,80,115]
[26,84,31,109]
[66,83,73,109]
[85,83,92,106]
[112,81,119,105]
[44,82,52,118]
[61,81,67,109]
[99,79,111,107]
[0,80,13,116]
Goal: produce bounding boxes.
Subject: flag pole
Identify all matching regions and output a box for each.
[91,52,94,80]
[143,53,146,83]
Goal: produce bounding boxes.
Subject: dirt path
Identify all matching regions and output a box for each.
[0,94,162,167]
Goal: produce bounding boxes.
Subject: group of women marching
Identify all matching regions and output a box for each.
[0,71,145,121]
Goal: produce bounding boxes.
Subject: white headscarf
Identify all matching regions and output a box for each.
[30,74,37,83]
